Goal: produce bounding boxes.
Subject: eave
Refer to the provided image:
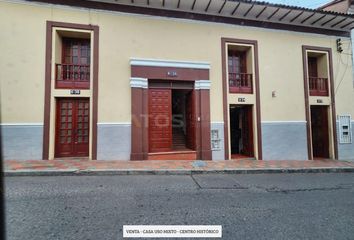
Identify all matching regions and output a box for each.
[28,0,354,37]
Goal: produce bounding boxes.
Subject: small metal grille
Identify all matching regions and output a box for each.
[339,115,352,144]
[211,129,221,150]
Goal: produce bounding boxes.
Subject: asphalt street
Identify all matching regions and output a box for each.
[5,173,354,240]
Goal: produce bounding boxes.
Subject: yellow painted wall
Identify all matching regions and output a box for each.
[1,0,354,124]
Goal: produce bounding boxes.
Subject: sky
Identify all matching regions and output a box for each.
[256,0,333,9]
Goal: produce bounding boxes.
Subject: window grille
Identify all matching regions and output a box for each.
[338,115,352,144]
[211,129,221,150]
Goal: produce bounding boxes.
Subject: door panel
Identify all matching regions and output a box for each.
[308,57,318,77]
[230,107,240,154]
[56,99,74,157]
[311,106,329,159]
[242,106,254,157]
[149,89,172,152]
[55,98,89,158]
[74,99,90,156]
[186,90,196,150]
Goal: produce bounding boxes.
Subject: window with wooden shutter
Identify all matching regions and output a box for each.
[307,54,329,96]
[228,50,253,94]
[338,115,352,144]
[56,38,91,89]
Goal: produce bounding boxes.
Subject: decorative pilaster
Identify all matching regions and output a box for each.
[195,80,212,160]
[130,77,148,160]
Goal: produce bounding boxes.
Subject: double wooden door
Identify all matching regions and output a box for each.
[55,98,90,158]
[148,88,196,153]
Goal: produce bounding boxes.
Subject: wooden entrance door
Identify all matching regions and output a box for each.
[186,90,196,150]
[148,89,172,152]
[230,105,254,157]
[55,98,90,158]
[311,106,330,159]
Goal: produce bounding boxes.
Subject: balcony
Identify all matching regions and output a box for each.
[309,77,328,96]
[229,73,253,94]
[56,64,90,89]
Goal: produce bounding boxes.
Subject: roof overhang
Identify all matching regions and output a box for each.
[29,0,354,36]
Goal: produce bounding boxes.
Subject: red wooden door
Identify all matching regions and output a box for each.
[55,98,90,158]
[311,106,329,159]
[186,90,196,150]
[241,106,254,157]
[148,89,172,152]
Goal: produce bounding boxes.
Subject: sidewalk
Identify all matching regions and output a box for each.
[4,159,354,176]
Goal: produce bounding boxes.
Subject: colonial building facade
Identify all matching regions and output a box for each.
[1,0,354,161]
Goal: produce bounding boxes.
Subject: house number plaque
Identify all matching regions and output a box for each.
[167,71,177,77]
[70,89,81,95]
[238,97,246,103]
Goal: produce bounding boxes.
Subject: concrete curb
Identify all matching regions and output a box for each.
[4,167,354,176]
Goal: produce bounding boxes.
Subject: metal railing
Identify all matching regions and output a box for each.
[56,64,90,88]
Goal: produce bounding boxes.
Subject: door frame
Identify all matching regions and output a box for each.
[42,21,99,160]
[229,104,255,158]
[302,46,338,160]
[129,59,211,160]
[221,38,262,160]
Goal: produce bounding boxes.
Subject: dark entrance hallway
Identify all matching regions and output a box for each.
[311,106,330,159]
[230,105,254,159]
[172,89,195,151]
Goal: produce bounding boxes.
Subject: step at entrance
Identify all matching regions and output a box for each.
[173,128,187,150]
[148,150,197,160]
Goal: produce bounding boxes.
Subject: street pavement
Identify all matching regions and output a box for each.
[5,173,354,240]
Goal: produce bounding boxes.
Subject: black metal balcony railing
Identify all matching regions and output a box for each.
[309,77,329,96]
[229,73,253,94]
[56,64,90,89]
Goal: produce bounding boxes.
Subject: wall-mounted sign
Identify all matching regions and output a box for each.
[167,71,177,77]
[70,89,81,95]
[317,99,323,103]
[238,97,246,103]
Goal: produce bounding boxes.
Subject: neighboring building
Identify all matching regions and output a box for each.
[318,0,354,13]
[319,0,354,81]
[1,0,354,161]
